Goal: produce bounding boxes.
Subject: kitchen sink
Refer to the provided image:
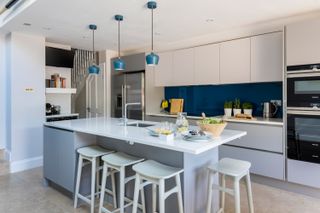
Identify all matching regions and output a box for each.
[126,122,155,128]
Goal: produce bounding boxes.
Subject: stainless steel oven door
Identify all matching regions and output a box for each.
[287,110,320,164]
[287,73,320,109]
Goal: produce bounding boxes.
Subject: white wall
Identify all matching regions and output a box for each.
[0,34,5,149]
[6,32,45,172]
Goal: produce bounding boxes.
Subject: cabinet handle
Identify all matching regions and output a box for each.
[312,155,319,158]
[312,144,319,147]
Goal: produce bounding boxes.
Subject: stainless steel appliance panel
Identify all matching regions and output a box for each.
[287,110,320,164]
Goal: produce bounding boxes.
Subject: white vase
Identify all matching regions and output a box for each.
[243,109,253,116]
[224,108,232,117]
[233,108,242,116]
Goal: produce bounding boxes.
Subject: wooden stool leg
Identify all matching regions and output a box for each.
[90,158,96,213]
[140,181,147,213]
[96,157,100,198]
[98,163,109,213]
[206,171,214,213]
[221,174,226,212]
[74,155,83,208]
[175,174,184,213]
[159,179,165,213]
[119,167,125,213]
[152,184,157,213]
[111,171,117,208]
[245,172,254,213]
[234,178,241,213]
[132,174,141,213]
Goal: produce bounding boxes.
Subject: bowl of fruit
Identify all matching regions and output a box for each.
[197,116,227,138]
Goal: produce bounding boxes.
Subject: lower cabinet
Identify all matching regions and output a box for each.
[44,127,76,192]
[288,159,320,188]
[219,145,285,180]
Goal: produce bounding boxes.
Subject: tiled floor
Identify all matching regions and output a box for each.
[0,167,320,213]
[0,149,9,176]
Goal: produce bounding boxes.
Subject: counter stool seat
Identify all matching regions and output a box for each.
[74,146,115,213]
[206,158,254,213]
[99,152,145,213]
[133,160,183,179]
[132,160,184,213]
[77,146,112,158]
[208,158,251,177]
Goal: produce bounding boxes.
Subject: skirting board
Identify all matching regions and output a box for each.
[10,156,43,173]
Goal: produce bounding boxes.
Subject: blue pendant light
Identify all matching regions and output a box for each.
[88,24,100,74]
[114,15,125,71]
[146,1,159,66]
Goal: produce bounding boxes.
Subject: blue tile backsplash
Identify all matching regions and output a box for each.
[165,82,283,118]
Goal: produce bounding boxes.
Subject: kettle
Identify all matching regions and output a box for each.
[262,102,278,118]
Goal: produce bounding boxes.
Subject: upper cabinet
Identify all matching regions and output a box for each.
[251,32,283,82]
[220,38,251,84]
[154,51,173,87]
[194,44,220,85]
[152,32,283,87]
[287,19,320,66]
[172,48,195,86]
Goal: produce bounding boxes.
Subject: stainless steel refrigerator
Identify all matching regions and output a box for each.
[111,54,146,120]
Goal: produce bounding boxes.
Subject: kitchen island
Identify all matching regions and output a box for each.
[44,117,246,213]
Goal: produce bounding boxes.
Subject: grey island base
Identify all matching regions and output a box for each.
[44,117,246,213]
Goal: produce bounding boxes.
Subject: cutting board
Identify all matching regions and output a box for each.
[170,99,184,115]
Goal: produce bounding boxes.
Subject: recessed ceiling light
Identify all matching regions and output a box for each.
[206,19,214,22]
[23,23,31,26]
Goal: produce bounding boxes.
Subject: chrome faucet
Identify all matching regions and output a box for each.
[122,102,141,125]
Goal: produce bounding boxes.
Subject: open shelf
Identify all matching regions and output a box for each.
[45,88,77,94]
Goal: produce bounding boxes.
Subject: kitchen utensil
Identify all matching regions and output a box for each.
[197,121,227,138]
[262,102,278,118]
[170,99,184,115]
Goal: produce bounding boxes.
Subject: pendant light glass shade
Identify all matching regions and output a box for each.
[146,1,159,66]
[146,52,159,66]
[114,15,125,71]
[113,58,125,71]
[88,24,100,74]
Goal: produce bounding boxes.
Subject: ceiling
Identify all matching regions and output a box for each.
[1,0,320,52]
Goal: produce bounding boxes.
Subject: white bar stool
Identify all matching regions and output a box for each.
[132,160,184,213]
[98,152,145,213]
[206,158,254,213]
[74,145,116,213]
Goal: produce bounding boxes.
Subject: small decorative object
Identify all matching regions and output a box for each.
[224,101,233,117]
[146,1,159,66]
[175,112,189,134]
[158,122,175,141]
[233,98,242,117]
[197,114,227,138]
[160,99,169,113]
[88,24,100,74]
[113,15,126,71]
[242,102,253,116]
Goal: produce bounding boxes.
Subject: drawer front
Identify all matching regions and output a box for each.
[226,123,283,153]
[288,159,320,188]
[219,145,285,180]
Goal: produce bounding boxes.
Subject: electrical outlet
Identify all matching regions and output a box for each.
[271,100,282,106]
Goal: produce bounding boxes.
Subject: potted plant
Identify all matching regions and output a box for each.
[224,101,233,117]
[242,102,253,116]
[233,98,241,116]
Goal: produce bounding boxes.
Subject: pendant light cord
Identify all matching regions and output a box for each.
[92,29,96,63]
[151,8,154,52]
[118,20,121,59]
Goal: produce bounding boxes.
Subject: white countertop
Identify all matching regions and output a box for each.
[44,117,246,155]
[146,113,283,126]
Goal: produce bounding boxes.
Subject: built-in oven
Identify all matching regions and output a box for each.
[287,110,320,164]
[287,66,320,110]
